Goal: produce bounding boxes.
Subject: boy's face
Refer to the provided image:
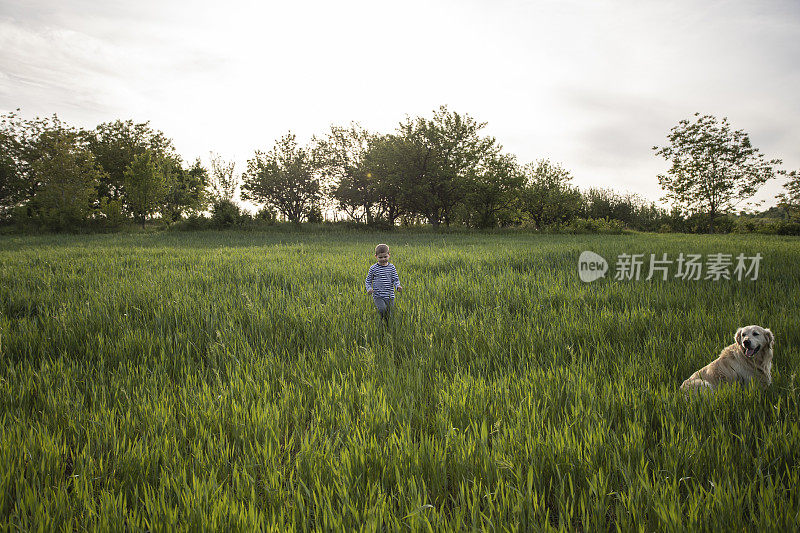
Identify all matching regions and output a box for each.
[376,250,390,265]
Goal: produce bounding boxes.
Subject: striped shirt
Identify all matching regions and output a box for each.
[365,263,400,300]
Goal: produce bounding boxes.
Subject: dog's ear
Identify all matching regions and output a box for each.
[735,327,743,346]
[764,328,774,350]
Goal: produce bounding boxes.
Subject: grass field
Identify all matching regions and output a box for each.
[1,230,799,531]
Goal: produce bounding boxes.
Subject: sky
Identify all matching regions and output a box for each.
[1,0,799,210]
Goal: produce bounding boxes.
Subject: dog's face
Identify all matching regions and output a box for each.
[735,325,774,359]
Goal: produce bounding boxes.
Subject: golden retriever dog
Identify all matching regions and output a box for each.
[681,325,774,394]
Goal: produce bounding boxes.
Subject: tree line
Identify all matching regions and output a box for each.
[1,107,797,233]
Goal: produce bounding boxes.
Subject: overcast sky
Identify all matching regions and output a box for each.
[1,0,798,209]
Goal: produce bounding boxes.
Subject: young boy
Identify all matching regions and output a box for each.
[365,243,403,321]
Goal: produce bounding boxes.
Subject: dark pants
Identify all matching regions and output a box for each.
[373,296,394,321]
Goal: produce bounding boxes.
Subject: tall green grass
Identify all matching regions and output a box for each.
[1,231,799,530]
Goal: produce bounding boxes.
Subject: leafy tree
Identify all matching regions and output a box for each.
[208,153,238,203]
[653,113,782,232]
[463,152,524,228]
[86,119,179,205]
[361,134,411,225]
[241,133,321,223]
[520,160,582,228]
[0,128,19,218]
[0,110,76,215]
[123,151,167,228]
[777,170,800,220]
[210,199,245,228]
[317,125,416,226]
[316,124,380,223]
[162,158,209,224]
[184,159,211,213]
[581,188,631,222]
[628,200,669,232]
[31,130,104,229]
[396,106,499,226]
[577,187,670,231]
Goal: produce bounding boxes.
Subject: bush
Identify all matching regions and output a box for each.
[306,206,324,223]
[776,222,800,235]
[11,204,38,232]
[685,213,735,234]
[558,217,626,234]
[365,218,395,230]
[95,197,126,229]
[733,218,759,234]
[255,207,276,225]
[177,213,210,230]
[211,200,247,228]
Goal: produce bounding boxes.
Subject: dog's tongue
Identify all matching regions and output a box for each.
[745,347,756,357]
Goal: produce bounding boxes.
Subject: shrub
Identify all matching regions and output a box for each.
[306,206,324,223]
[562,217,626,234]
[179,213,210,230]
[11,204,37,232]
[211,199,245,228]
[255,207,276,225]
[685,213,735,234]
[776,222,800,235]
[733,218,759,234]
[95,197,126,229]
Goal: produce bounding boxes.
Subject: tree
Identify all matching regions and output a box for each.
[580,188,632,222]
[580,188,668,230]
[207,153,241,226]
[161,158,209,224]
[361,134,412,225]
[463,152,524,228]
[316,123,380,223]
[653,113,782,232]
[86,119,180,205]
[520,160,582,228]
[777,170,800,220]
[0,127,19,218]
[123,151,167,228]
[241,133,321,223]
[208,153,238,203]
[0,110,76,216]
[395,106,499,226]
[315,124,410,225]
[183,159,211,214]
[31,130,103,229]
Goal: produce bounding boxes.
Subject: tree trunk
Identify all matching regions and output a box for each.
[709,206,716,234]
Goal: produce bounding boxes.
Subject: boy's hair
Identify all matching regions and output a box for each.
[375,243,389,255]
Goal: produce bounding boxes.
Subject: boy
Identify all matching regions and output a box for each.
[365,243,403,321]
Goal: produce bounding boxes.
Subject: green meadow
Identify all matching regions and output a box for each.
[1,230,798,531]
